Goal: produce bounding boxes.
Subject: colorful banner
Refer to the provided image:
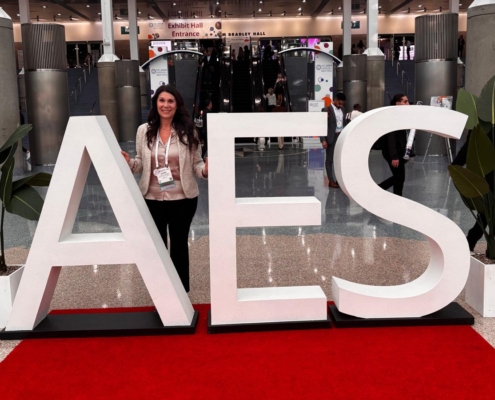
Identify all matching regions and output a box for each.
[312,41,334,107]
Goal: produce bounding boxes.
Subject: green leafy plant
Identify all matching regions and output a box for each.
[0,125,51,273]
[449,75,495,260]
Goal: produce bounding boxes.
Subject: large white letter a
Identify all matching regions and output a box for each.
[7,116,195,331]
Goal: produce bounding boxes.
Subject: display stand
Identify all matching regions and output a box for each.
[329,302,473,328]
[0,311,199,339]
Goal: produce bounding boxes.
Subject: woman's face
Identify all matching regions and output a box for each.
[396,96,410,105]
[157,91,177,120]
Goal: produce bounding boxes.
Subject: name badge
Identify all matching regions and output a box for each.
[154,167,175,191]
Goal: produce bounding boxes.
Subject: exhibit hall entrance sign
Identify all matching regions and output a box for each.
[4,117,196,338]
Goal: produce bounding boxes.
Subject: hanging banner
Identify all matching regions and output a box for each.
[311,41,334,107]
[148,20,222,40]
[149,56,169,97]
[149,40,172,59]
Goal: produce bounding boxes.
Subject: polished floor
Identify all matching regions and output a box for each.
[1,141,493,361]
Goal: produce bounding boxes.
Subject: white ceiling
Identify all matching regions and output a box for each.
[0,0,473,22]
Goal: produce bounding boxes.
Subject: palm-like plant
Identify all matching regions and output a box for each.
[448,75,495,260]
[0,125,51,272]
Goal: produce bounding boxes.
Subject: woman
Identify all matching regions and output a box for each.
[231,48,236,61]
[121,85,208,292]
[378,94,409,196]
[237,47,244,62]
[274,73,286,105]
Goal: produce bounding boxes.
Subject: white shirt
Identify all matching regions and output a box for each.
[265,93,276,106]
[349,110,363,121]
[332,104,344,133]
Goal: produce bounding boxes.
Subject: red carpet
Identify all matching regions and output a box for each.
[1,304,495,399]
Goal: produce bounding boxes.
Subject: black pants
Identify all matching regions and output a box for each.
[379,159,406,196]
[324,139,337,182]
[146,197,198,292]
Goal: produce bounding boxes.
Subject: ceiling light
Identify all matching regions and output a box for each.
[283,11,286,16]
[58,13,62,16]
[138,11,141,14]
[258,8,262,12]
[418,4,422,7]
[379,6,381,8]
[338,6,341,10]
[178,10,181,13]
[302,0,306,2]
[42,5,47,8]
[173,2,176,6]
[148,14,153,19]
[298,7,302,11]
[193,13,197,18]
[17,13,20,17]
[86,5,90,7]
[259,0,263,3]
[216,1,219,4]
[329,9,333,15]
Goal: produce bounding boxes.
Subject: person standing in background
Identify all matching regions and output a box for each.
[321,93,347,189]
[378,94,410,197]
[458,35,465,58]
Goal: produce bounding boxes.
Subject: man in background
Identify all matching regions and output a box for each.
[321,93,346,188]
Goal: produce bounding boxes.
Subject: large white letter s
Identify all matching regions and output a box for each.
[334,106,469,318]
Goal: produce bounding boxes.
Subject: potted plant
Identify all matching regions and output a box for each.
[0,124,51,328]
[448,75,495,317]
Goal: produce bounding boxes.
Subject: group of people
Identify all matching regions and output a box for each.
[231,45,251,62]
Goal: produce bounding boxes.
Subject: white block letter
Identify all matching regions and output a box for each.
[333,106,470,318]
[7,116,194,331]
[208,113,328,325]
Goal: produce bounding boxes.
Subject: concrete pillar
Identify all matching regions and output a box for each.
[98,0,120,138]
[140,70,148,108]
[128,0,139,62]
[364,0,385,111]
[465,0,495,97]
[343,0,352,56]
[22,23,69,165]
[415,13,458,156]
[0,9,22,168]
[115,60,141,141]
[449,0,460,14]
[343,55,367,112]
[18,0,30,24]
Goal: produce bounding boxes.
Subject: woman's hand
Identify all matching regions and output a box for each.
[391,159,399,168]
[121,151,130,163]
[203,157,208,177]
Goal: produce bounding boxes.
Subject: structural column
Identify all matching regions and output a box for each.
[343,55,367,112]
[22,23,69,165]
[128,0,147,108]
[98,0,120,138]
[0,8,22,168]
[414,13,458,155]
[363,0,385,110]
[465,0,495,97]
[338,0,352,95]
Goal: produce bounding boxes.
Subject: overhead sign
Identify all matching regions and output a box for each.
[341,21,360,29]
[121,26,140,35]
[148,20,222,40]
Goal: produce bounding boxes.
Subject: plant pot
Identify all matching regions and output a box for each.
[0,266,24,329]
[465,256,495,317]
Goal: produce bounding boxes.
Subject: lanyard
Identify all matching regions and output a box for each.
[155,132,172,169]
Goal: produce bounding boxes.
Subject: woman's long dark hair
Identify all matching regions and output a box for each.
[146,85,199,151]
[390,93,406,106]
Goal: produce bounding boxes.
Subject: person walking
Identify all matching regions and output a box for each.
[121,85,208,292]
[321,92,347,188]
[458,35,465,58]
[378,94,410,196]
[274,73,286,105]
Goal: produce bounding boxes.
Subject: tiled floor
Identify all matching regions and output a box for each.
[1,142,493,361]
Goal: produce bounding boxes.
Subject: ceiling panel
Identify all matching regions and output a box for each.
[0,0,474,22]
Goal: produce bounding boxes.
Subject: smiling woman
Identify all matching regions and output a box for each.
[121,85,208,292]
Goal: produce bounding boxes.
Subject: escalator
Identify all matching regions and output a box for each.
[232,60,253,112]
[262,59,280,94]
